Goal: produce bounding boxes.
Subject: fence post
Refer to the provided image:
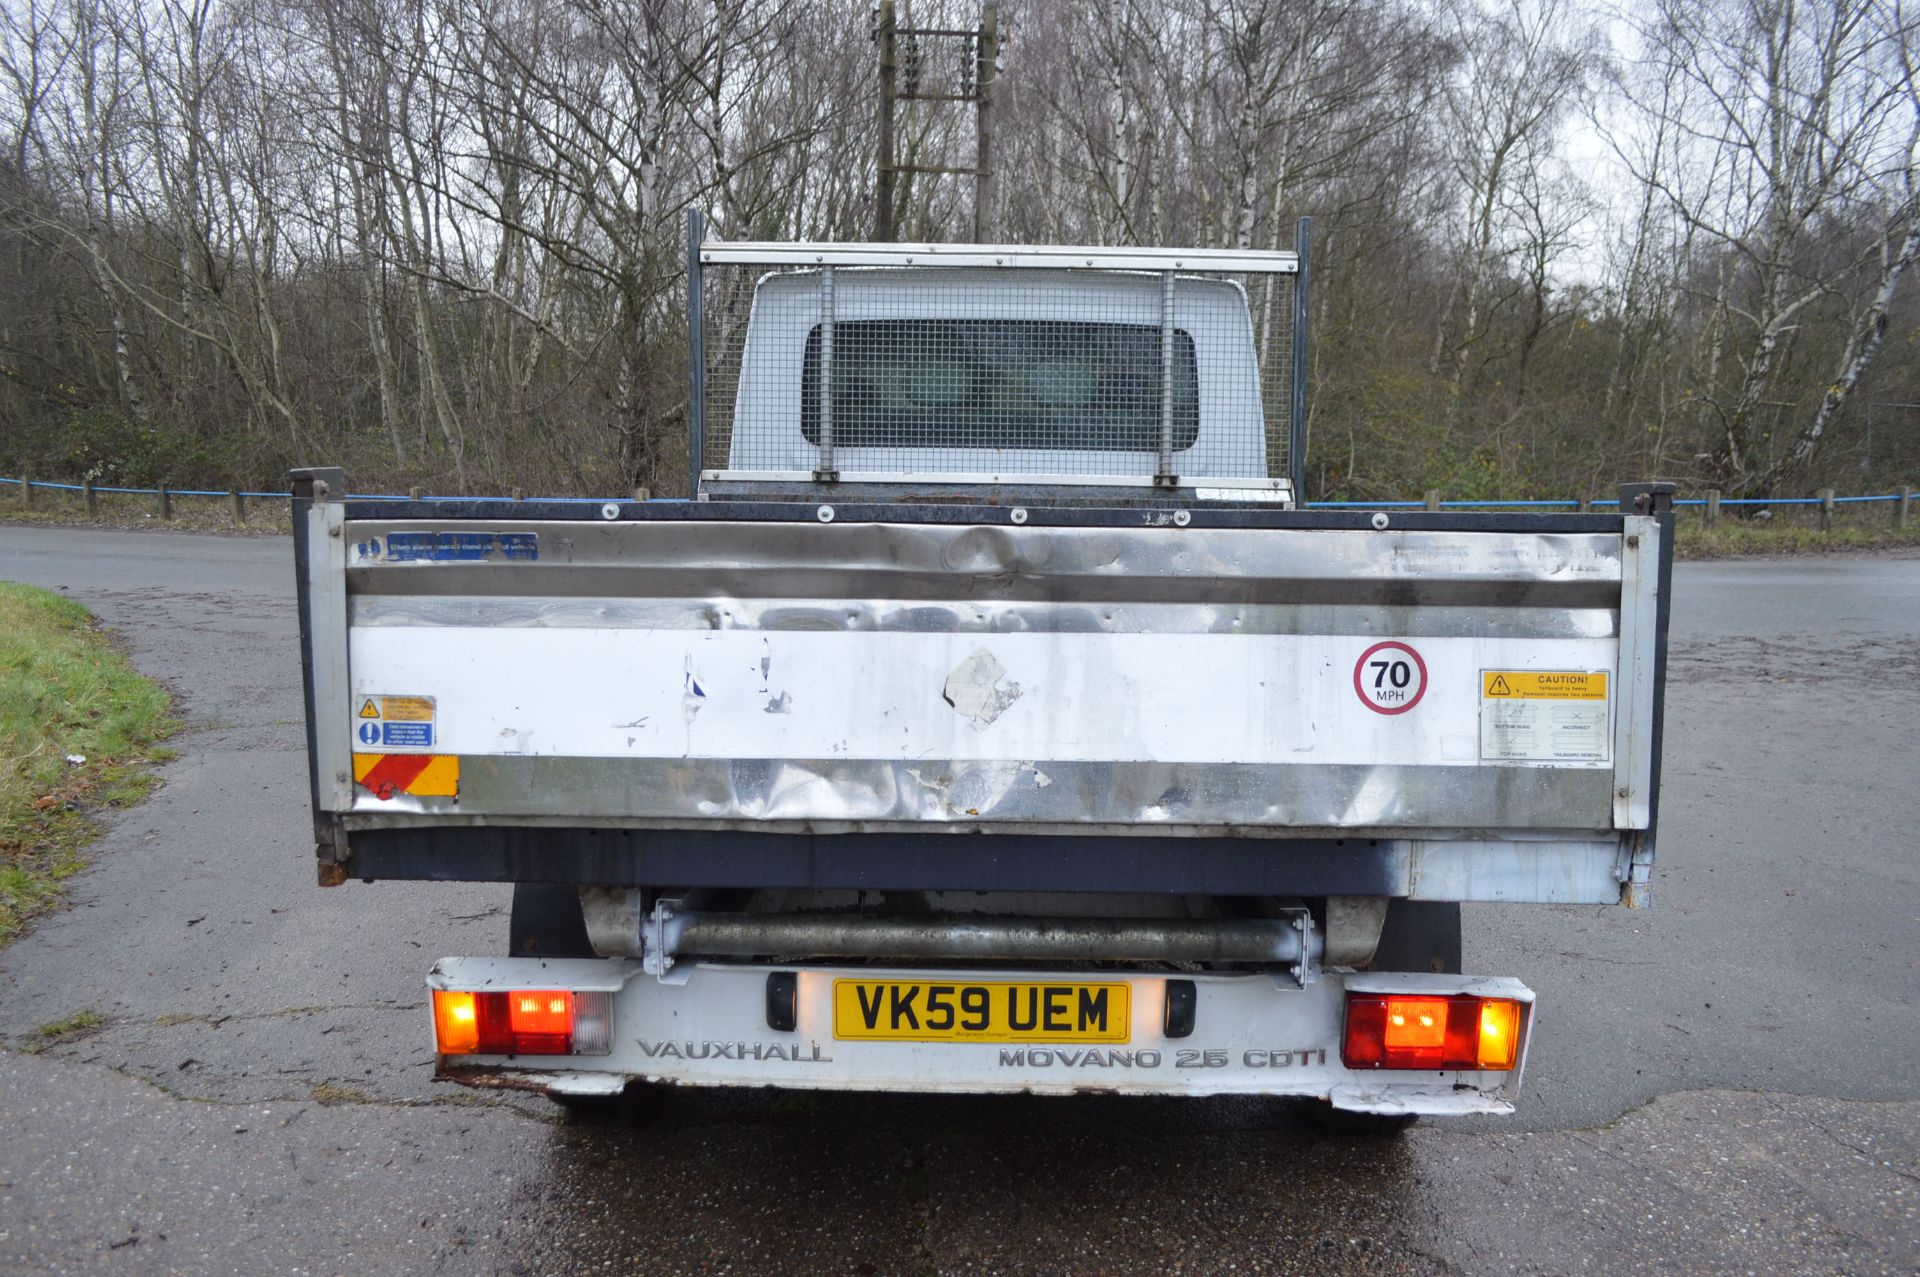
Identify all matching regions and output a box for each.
[1899,485,1912,531]
[83,479,98,517]
[19,471,31,511]
[633,487,651,503]
[158,484,172,521]
[229,489,246,526]
[1424,490,1441,511]
[407,486,423,501]
[1578,497,1592,513]
[511,487,525,501]
[1704,490,1721,527]
[1817,488,1835,533]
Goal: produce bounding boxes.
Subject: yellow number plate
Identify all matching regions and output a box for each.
[832,979,1131,1043]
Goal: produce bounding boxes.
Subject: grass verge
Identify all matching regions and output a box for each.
[1,487,291,535]
[1675,517,1920,558]
[0,582,174,946]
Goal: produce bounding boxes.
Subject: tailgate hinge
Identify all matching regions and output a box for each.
[1615,833,1655,908]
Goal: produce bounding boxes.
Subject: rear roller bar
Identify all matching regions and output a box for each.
[582,897,1322,987]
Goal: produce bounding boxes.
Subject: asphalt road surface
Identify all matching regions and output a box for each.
[0,525,1914,1276]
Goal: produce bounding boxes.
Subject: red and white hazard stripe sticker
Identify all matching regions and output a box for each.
[352,753,458,799]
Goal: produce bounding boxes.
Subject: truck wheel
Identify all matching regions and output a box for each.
[551,1083,665,1123]
[508,884,596,958]
[550,1089,631,1122]
[1311,1106,1418,1137]
[1368,899,1462,975]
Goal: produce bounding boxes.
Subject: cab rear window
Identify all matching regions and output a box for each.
[801,319,1199,451]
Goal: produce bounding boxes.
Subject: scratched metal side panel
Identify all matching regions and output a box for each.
[334,519,1626,833]
[438,756,1612,829]
[343,519,1623,605]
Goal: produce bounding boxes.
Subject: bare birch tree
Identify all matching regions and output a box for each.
[1628,0,1915,489]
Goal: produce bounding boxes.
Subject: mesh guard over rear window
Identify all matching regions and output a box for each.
[800,319,1200,452]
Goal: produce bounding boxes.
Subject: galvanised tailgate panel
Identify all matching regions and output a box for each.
[307,509,1659,840]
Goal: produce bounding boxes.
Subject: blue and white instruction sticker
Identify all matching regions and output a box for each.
[354,695,437,750]
[354,532,538,563]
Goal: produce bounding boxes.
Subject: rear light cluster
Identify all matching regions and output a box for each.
[1342,994,1524,1071]
[432,989,612,1057]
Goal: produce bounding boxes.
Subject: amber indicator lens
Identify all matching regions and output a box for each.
[432,990,480,1054]
[1474,997,1521,1070]
[1342,994,1526,1071]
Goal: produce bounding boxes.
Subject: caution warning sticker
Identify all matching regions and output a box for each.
[1482,671,1607,701]
[377,696,435,722]
[351,694,437,750]
[1481,670,1610,763]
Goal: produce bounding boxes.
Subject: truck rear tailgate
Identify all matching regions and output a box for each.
[296,490,1668,901]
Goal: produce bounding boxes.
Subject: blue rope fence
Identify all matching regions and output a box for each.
[0,476,670,504]
[0,475,1911,513]
[1311,493,1911,509]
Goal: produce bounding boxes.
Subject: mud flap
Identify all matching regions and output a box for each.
[1369,900,1462,976]
[509,884,595,958]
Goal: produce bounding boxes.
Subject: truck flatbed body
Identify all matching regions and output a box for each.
[291,229,1672,1118]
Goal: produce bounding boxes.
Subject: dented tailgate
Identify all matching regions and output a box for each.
[295,491,1667,864]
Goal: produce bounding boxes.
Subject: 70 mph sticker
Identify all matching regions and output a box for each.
[1353,641,1428,715]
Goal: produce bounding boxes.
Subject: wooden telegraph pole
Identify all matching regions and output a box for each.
[974,5,996,242]
[874,2,999,243]
[876,0,897,240]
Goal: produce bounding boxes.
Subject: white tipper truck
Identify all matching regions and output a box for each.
[293,218,1672,1129]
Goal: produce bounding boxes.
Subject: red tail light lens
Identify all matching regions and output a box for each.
[1343,994,1525,1071]
[503,990,574,1054]
[1382,996,1448,1050]
[432,989,612,1057]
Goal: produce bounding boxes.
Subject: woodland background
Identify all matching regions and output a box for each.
[1,0,1916,500]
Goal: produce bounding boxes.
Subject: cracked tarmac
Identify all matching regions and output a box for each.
[0,527,1915,1275]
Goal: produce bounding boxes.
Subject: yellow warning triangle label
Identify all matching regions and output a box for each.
[1487,675,1512,697]
[358,698,381,718]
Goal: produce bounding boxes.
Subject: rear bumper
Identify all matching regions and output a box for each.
[428,958,1534,1115]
